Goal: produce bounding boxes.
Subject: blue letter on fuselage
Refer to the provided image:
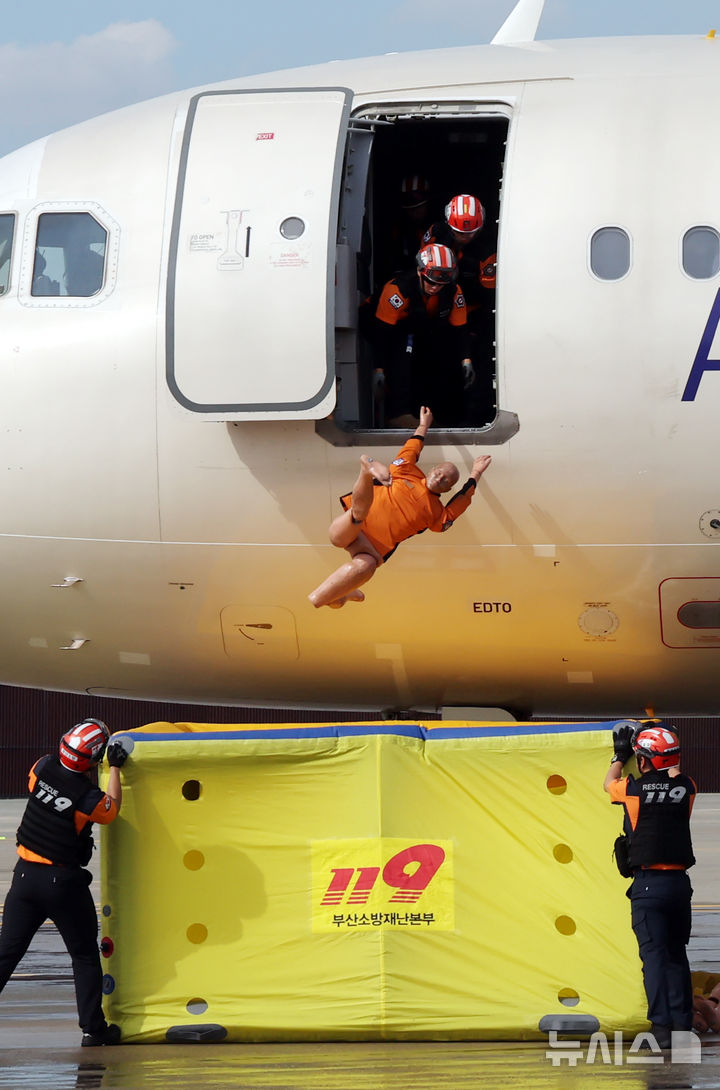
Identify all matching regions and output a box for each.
[683,287,720,401]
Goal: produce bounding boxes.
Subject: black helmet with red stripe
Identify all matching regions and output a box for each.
[59,718,111,772]
[632,725,681,771]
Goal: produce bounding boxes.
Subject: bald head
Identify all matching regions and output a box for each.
[426,461,459,494]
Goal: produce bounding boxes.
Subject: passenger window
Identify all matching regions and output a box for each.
[682,227,720,280]
[32,212,107,297]
[0,213,14,296]
[590,227,631,281]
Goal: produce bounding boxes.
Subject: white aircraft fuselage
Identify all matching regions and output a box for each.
[0,31,718,716]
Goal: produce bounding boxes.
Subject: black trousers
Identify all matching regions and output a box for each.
[383,327,466,427]
[629,869,693,1030]
[0,860,106,1033]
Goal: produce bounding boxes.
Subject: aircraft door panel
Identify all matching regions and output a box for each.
[167,88,352,419]
[220,604,299,662]
[0,212,14,295]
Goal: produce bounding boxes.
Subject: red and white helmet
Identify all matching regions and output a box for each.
[416,243,458,285]
[59,718,111,772]
[445,194,485,235]
[400,174,430,209]
[632,725,681,771]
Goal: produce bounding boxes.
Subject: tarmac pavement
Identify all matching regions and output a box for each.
[0,796,718,1089]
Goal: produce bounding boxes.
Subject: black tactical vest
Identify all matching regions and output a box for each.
[626,770,696,869]
[392,269,458,324]
[17,754,95,866]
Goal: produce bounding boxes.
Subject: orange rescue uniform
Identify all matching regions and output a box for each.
[375,278,468,328]
[341,434,477,561]
[421,221,497,299]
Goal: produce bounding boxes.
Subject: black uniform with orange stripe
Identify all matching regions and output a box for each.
[374,270,470,423]
[0,756,119,1036]
[422,221,497,305]
[16,754,111,866]
[421,222,497,425]
[609,770,696,1034]
[610,771,696,870]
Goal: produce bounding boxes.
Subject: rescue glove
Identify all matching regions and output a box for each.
[461,361,475,389]
[611,721,634,765]
[106,741,128,768]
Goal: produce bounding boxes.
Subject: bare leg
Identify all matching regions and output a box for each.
[332,457,391,546]
[308,552,378,609]
[309,455,390,608]
[349,455,391,522]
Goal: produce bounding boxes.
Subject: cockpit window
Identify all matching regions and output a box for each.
[0,213,14,296]
[682,227,720,280]
[589,227,631,281]
[32,212,107,297]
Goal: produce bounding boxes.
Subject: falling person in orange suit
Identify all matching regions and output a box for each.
[308,406,491,608]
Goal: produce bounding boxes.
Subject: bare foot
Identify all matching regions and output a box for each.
[360,454,391,486]
[327,590,366,609]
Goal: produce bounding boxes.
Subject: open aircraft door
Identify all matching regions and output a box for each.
[166,88,351,419]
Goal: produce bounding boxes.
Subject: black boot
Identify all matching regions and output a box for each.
[81,1023,121,1047]
[650,1024,673,1049]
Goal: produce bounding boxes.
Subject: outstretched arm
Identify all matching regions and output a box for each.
[603,760,624,793]
[469,454,491,484]
[104,765,122,811]
[438,454,492,529]
[391,406,433,469]
[415,406,433,438]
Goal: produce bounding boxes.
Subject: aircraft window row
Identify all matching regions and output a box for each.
[590,227,631,281]
[683,227,720,280]
[0,213,14,296]
[32,212,107,298]
[591,225,720,282]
